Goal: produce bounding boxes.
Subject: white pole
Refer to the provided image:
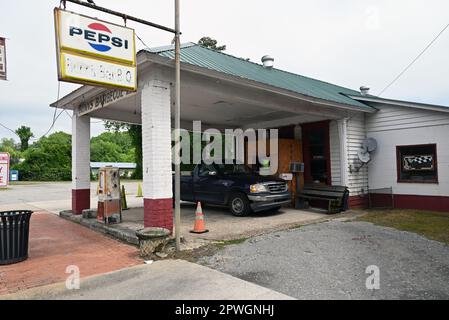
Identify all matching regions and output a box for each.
[174,0,181,252]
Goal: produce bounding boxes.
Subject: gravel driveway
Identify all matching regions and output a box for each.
[201,220,449,299]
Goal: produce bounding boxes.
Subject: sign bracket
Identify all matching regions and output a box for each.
[61,0,177,34]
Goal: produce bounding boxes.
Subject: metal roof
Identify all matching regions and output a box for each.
[348,95,449,113]
[145,43,373,111]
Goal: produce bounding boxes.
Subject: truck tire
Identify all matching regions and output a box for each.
[229,193,251,217]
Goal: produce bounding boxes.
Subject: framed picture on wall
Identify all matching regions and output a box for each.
[396,144,438,183]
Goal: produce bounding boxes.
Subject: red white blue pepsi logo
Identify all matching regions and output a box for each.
[69,23,129,53]
[87,23,112,52]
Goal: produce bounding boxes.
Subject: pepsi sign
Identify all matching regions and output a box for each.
[69,23,129,53]
[54,8,136,90]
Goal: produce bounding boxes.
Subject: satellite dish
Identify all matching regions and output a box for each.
[362,138,377,153]
[357,148,371,163]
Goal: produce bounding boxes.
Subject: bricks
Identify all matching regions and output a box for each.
[72,114,90,214]
[140,71,174,232]
[144,198,173,232]
[141,77,172,200]
[71,189,90,215]
[0,212,141,296]
[72,114,91,215]
[72,115,90,190]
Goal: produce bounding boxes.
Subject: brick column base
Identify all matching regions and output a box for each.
[72,189,90,215]
[144,198,173,232]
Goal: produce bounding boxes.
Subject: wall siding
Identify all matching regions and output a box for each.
[329,115,369,198]
[366,104,449,132]
[346,114,369,196]
[366,104,449,198]
[329,120,341,185]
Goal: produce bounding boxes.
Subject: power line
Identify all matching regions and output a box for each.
[34,81,63,140]
[136,33,151,51]
[4,36,154,143]
[38,109,65,139]
[0,122,18,137]
[379,22,449,96]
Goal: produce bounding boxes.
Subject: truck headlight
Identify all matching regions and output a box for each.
[250,184,268,193]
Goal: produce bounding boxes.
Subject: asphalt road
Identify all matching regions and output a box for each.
[0,182,141,204]
[0,181,142,213]
[201,220,449,299]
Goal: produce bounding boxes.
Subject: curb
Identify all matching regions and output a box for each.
[59,210,139,246]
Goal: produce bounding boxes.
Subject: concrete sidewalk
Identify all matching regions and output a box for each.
[2,260,294,300]
[62,203,330,246]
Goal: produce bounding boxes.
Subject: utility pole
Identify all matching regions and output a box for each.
[174,0,182,252]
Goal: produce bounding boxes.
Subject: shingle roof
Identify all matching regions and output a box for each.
[143,42,373,111]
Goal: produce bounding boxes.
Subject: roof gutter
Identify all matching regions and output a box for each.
[348,95,449,113]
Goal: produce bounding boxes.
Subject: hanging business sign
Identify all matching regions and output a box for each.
[54,8,136,90]
[0,152,10,187]
[0,37,7,81]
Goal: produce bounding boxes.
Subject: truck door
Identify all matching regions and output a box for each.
[180,173,195,202]
[194,164,227,204]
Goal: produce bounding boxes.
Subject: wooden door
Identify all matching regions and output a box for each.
[302,121,331,185]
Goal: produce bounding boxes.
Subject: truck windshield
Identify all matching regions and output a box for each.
[216,164,254,175]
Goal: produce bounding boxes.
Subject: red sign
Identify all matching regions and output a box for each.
[0,37,6,80]
[0,152,10,187]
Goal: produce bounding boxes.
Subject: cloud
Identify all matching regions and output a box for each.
[0,0,448,142]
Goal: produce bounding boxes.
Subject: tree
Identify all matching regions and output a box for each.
[198,37,226,51]
[127,125,142,178]
[15,126,34,151]
[90,131,134,162]
[0,138,21,165]
[104,121,142,179]
[16,132,72,181]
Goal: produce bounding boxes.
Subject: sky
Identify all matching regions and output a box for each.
[0,0,448,142]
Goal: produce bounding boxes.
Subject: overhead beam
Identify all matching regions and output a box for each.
[242,114,326,130]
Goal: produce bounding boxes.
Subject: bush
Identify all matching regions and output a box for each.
[15,132,72,181]
[14,130,137,181]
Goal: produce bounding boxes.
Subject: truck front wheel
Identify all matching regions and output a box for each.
[229,193,251,217]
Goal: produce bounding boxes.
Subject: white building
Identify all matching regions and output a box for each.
[52,43,449,231]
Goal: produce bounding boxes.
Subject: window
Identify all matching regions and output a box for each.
[198,164,217,177]
[396,144,438,183]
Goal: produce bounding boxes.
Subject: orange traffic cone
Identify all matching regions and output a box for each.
[190,202,209,234]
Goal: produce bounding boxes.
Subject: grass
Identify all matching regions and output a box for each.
[216,237,248,247]
[9,181,68,185]
[8,179,143,186]
[357,209,449,245]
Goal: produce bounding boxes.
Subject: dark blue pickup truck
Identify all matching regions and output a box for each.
[175,163,291,216]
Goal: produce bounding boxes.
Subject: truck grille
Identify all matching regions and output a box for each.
[267,182,288,193]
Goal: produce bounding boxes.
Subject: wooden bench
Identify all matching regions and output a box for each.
[296,184,349,214]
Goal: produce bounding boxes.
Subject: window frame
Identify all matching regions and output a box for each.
[396,143,438,184]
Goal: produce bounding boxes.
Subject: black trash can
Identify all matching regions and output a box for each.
[0,210,33,265]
